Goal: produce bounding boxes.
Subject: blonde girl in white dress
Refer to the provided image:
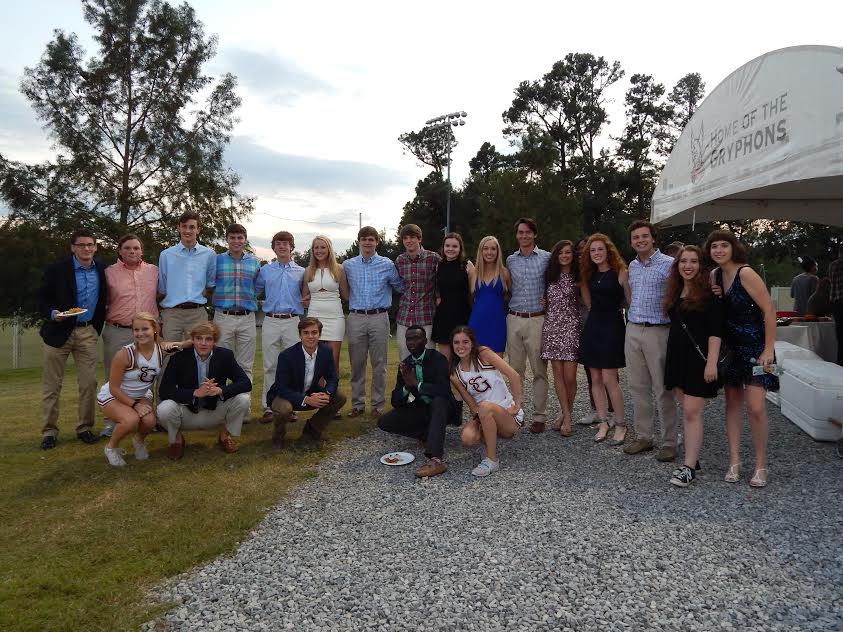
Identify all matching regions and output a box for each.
[304,235,350,373]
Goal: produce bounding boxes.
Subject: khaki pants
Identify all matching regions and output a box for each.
[213,312,257,381]
[624,323,678,446]
[395,323,433,362]
[161,307,208,343]
[102,323,134,379]
[261,316,301,411]
[506,314,548,423]
[346,312,389,411]
[41,326,99,437]
[271,391,347,442]
[156,393,251,445]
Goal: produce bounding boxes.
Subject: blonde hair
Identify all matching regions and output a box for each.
[304,235,341,284]
[131,311,161,347]
[190,321,221,342]
[475,236,509,291]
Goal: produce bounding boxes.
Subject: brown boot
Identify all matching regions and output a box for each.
[415,458,447,478]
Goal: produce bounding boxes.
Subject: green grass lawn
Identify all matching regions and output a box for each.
[0,335,399,632]
[0,324,45,370]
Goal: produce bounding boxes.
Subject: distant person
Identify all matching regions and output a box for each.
[256,231,309,423]
[664,241,685,258]
[157,322,252,460]
[98,313,186,467]
[468,236,509,354]
[267,317,346,451]
[37,229,107,450]
[395,223,439,361]
[790,256,819,316]
[806,277,831,317]
[100,233,159,437]
[157,211,215,342]
[342,226,403,418]
[431,232,474,358]
[377,326,458,478]
[304,235,349,375]
[506,218,551,433]
[829,244,843,365]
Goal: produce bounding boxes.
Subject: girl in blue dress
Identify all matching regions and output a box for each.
[707,230,778,488]
[468,236,510,354]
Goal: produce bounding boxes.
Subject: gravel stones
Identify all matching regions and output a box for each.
[152,371,842,631]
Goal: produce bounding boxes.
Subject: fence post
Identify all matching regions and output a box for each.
[12,319,21,369]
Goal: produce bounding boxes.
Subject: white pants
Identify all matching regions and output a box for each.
[261,315,301,411]
[157,393,251,445]
[395,323,434,362]
[213,312,257,381]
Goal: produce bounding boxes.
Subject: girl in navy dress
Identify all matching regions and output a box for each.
[707,230,778,488]
[468,236,510,354]
[578,233,630,444]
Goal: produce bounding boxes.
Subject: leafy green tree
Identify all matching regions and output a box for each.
[661,72,706,156]
[397,126,456,175]
[0,0,252,249]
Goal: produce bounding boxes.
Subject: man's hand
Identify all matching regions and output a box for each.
[194,379,222,398]
[52,310,67,322]
[305,392,330,408]
[400,363,418,388]
[711,284,723,297]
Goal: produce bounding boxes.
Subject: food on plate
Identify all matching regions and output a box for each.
[63,307,86,315]
[384,456,401,464]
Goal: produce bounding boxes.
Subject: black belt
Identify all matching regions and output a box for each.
[172,302,202,309]
[633,322,669,327]
[267,313,296,319]
[509,310,545,318]
[106,321,132,329]
[350,308,387,315]
[74,321,93,328]
[220,309,251,315]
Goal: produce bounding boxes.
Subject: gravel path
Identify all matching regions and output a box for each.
[152,370,842,631]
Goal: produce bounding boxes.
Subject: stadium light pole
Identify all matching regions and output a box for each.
[423,111,467,234]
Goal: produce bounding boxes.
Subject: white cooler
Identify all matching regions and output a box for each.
[779,359,843,441]
[767,341,823,406]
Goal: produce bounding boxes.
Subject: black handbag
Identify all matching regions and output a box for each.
[674,308,733,382]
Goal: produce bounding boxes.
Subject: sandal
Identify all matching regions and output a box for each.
[593,420,610,443]
[749,468,768,488]
[607,424,627,446]
[550,414,564,431]
[560,417,573,437]
[724,463,741,483]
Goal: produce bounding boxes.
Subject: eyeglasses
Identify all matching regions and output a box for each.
[73,243,96,248]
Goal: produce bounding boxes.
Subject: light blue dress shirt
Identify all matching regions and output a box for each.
[158,242,216,307]
[342,254,403,310]
[506,247,552,312]
[195,350,213,385]
[72,256,100,323]
[256,259,306,314]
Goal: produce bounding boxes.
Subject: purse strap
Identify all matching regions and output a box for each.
[673,305,708,363]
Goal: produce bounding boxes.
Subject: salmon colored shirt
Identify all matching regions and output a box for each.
[105,260,160,325]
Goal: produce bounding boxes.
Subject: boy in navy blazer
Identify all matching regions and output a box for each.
[267,317,346,450]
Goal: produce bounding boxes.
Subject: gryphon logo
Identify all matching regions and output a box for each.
[690,122,706,183]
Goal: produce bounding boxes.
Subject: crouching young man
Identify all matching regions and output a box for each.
[267,317,346,451]
[157,321,252,459]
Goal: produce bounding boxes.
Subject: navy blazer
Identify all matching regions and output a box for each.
[159,346,252,413]
[267,342,338,410]
[390,349,452,409]
[37,256,107,348]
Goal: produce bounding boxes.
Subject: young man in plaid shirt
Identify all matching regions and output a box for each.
[395,224,440,361]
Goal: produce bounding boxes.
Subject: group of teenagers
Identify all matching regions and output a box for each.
[37,211,779,487]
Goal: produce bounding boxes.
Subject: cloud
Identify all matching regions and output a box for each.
[0,68,51,159]
[225,136,413,197]
[220,47,334,105]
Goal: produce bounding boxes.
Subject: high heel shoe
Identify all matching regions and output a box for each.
[593,420,610,442]
[560,414,573,437]
[607,424,627,446]
[724,463,741,483]
[749,468,768,488]
[550,414,564,431]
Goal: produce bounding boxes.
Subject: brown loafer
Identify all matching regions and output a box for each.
[218,431,239,454]
[529,421,546,434]
[623,439,654,455]
[260,409,274,424]
[347,408,365,418]
[370,408,382,418]
[415,458,447,478]
[289,412,299,422]
[167,432,185,460]
[655,446,676,462]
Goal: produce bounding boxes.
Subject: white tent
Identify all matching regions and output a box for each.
[652,45,843,228]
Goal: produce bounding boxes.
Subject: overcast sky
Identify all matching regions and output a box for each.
[1,0,840,259]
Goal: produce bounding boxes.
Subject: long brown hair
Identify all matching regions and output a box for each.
[439,232,467,264]
[579,233,626,283]
[545,239,579,289]
[663,246,713,314]
[449,325,487,374]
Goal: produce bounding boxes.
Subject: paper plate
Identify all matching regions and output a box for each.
[380,451,415,466]
[59,308,88,317]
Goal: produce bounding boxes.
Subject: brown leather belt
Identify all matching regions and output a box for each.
[633,322,669,327]
[106,321,132,329]
[268,313,295,319]
[509,310,545,318]
[350,308,387,315]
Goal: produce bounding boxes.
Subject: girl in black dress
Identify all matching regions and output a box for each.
[663,246,724,487]
[432,232,475,358]
[579,233,630,444]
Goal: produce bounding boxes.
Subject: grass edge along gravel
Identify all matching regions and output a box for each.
[0,339,398,632]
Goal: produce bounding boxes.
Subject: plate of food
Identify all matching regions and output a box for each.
[59,307,88,317]
[380,451,415,466]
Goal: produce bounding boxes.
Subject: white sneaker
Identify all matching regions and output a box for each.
[471,457,500,477]
[104,446,127,467]
[100,421,114,438]
[132,439,149,460]
[577,412,596,426]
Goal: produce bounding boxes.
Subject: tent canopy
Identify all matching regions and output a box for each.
[652,45,843,228]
